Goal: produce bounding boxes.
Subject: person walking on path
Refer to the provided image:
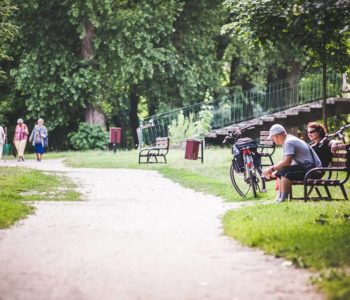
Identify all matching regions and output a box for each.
[262,124,321,203]
[0,124,5,160]
[29,118,48,162]
[13,118,29,162]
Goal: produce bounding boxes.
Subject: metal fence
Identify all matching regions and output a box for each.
[141,71,342,145]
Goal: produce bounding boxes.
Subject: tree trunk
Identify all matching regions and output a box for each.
[129,86,140,146]
[85,104,106,128]
[81,22,94,60]
[322,63,328,131]
[229,56,240,87]
[81,22,106,127]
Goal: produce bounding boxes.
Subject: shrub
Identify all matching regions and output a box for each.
[168,105,213,144]
[69,123,108,150]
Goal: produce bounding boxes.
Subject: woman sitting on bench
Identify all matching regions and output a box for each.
[307,122,342,167]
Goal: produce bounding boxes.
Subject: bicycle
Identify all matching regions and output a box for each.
[223,126,266,198]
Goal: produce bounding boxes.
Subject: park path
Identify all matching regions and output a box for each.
[0,159,323,300]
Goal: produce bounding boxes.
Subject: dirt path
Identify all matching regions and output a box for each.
[0,160,323,300]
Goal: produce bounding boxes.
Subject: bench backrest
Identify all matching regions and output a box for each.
[259,131,274,147]
[331,150,348,168]
[155,137,170,149]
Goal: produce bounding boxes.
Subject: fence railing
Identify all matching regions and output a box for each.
[141,71,342,145]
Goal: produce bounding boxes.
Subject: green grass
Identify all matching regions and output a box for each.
[222,201,350,299]
[0,167,80,228]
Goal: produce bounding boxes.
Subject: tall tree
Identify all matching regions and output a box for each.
[224,0,350,129]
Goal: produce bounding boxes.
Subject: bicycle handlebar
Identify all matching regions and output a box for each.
[326,123,350,140]
[223,125,255,144]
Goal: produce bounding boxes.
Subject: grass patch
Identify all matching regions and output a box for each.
[0,167,80,228]
[222,201,350,299]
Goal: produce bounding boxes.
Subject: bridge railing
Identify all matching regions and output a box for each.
[141,71,342,145]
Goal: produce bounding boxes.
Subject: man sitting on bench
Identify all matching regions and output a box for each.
[262,124,321,203]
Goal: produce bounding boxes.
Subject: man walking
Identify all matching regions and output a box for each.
[262,124,321,202]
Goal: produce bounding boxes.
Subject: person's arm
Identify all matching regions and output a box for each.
[262,155,293,176]
[41,127,47,138]
[24,125,29,135]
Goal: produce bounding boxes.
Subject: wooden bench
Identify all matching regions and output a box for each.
[257,131,275,167]
[139,137,170,164]
[290,149,349,201]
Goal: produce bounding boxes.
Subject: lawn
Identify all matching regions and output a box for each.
[0,167,80,228]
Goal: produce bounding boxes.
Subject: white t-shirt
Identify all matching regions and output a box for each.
[283,134,321,167]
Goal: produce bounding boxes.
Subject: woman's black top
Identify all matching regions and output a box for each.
[311,138,332,167]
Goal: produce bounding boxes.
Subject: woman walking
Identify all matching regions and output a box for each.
[29,118,48,162]
[13,118,29,162]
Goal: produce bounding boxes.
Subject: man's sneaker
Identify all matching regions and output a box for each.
[275,197,287,203]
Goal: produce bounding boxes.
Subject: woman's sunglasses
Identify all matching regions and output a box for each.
[307,129,317,134]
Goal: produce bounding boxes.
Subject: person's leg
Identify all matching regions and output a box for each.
[17,140,24,160]
[279,165,306,201]
[20,140,27,160]
[15,141,21,161]
[274,177,281,201]
[0,143,3,160]
[279,177,292,201]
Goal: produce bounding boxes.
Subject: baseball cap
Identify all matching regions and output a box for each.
[268,124,286,139]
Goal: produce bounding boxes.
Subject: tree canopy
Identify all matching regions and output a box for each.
[0,0,349,147]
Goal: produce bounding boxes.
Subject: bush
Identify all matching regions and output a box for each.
[69,123,108,150]
[168,105,213,144]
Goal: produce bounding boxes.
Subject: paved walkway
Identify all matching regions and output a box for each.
[0,160,323,300]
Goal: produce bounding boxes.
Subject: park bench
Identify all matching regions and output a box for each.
[257,131,275,167]
[139,137,170,164]
[290,149,349,201]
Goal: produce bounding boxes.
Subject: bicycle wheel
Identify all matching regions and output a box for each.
[230,163,266,198]
[230,162,251,197]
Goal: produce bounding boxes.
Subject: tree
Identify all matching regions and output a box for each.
[224,0,350,129]
[2,0,225,147]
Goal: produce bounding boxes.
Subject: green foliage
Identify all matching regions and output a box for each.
[168,105,214,144]
[0,0,18,78]
[69,122,108,150]
[224,0,350,71]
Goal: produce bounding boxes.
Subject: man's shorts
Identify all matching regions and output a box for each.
[275,165,311,181]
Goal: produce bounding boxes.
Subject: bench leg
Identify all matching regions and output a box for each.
[340,184,349,200]
[323,186,332,200]
[305,185,315,201]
